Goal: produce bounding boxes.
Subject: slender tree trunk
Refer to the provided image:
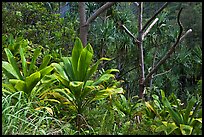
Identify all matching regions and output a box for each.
[78,2,116,46]
[79,2,88,46]
[138,2,145,99]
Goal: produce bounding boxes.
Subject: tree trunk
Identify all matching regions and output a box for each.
[138,2,145,99]
[79,2,88,46]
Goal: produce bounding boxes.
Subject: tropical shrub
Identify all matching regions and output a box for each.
[39,37,124,133]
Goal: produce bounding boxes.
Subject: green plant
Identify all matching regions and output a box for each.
[2,44,53,101]
[40,37,124,133]
[153,90,202,135]
[2,91,62,135]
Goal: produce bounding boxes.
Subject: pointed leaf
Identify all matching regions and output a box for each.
[77,43,93,81]
[93,74,114,86]
[2,61,19,79]
[85,58,111,81]
[72,37,83,78]
[8,79,27,94]
[39,65,54,79]
[184,97,196,124]
[25,72,41,94]
[180,124,193,135]
[19,46,27,77]
[62,57,75,80]
[28,47,41,75]
[38,54,52,70]
[51,63,69,81]
[4,48,23,80]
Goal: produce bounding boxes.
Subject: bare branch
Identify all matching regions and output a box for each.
[142,2,169,32]
[133,2,139,6]
[153,68,172,78]
[85,2,116,26]
[143,8,191,85]
[142,18,159,40]
[120,24,135,39]
[180,29,192,41]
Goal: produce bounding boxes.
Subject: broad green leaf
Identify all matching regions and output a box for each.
[93,74,115,86]
[53,73,69,87]
[62,57,75,80]
[85,58,110,81]
[38,54,52,70]
[162,97,182,126]
[41,74,56,83]
[28,47,41,75]
[184,97,196,124]
[180,124,193,135]
[14,80,26,92]
[69,81,84,98]
[19,45,27,77]
[25,71,41,94]
[189,101,202,124]
[51,63,69,81]
[72,37,83,78]
[193,118,202,123]
[2,61,19,79]
[77,43,93,81]
[162,122,178,135]
[104,69,119,74]
[2,83,16,93]
[39,65,54,79]
[4,48,23,80]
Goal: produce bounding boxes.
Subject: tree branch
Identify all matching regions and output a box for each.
[142,2,169,32]
[142,18,159,40]
[143,8,192,85]
[120,24,135,39]
[84,2,116,26]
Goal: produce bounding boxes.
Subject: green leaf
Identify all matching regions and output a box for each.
[72,37,83,78]
[51,63,69,81]
[184,97,196,124]
[9,79,27,92]
[85,58,110,81]
[162,97,182,126]
[4,48,23,80]
[39,65,54,79]
[19,45,27,77]
[180,124,193,135]
[25,72,41,94]
[2,83,17,93]
[93,74,115,86]
[62,57,75,81]
[38,54,52,70]
[104,68,119,74]
[162,122,179,135]
[77,43,93,81]
[2,61,20,79]
[53,73,69,87]
[28,47,41,75]
[69,81,84,98]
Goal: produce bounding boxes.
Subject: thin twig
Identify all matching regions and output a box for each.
[142,18,159,40]
[153,68,172,78]
[143,8,191,85]
[120,24,135,39]
[142,2,169,32]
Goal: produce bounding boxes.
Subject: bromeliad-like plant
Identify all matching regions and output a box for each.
[2,44,53,101]
[42,37,124,133]
[152,90,202,135]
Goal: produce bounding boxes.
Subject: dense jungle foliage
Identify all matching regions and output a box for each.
[2,2,202,135]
